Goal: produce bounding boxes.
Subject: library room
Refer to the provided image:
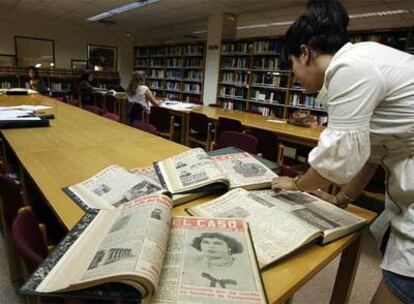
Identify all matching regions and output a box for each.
[0,0,413,303]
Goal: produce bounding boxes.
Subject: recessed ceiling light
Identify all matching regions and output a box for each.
[87,0,160,22]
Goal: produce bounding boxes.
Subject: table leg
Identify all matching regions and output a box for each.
[330,232,364,304]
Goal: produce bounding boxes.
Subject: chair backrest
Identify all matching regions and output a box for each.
[11,208,48,272]
[83,105,103,115]
[215,117,243,141]
[215,131,258,154]
[129,102,146,124]
[103,112,121,122]
[250,128,280,162]
[189,111,209,134]
[134,122,157,134]
[149,107,171,131]
[0,173,24,231]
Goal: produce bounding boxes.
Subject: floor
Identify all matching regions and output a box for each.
[0,230,382,304]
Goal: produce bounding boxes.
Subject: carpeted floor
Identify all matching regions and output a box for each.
[0,230,382,304]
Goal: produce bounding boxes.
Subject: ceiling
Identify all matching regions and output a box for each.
[1,0,413,45]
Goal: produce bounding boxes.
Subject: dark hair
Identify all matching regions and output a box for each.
[27,66,40,79]
[283,0,349,62]
[81,72,90,82]
[191,232,243,254]
[127,70,146,96]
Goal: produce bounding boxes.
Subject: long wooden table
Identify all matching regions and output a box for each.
[0,94,375,304]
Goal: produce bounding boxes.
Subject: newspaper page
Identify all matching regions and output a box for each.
[131,165,209,206]
[151,217,267,304]
[155,148,228,194]
[188,189,326,268]
[211,152,278,189]
[34,195,173,298]
[66,165,165,210]
[254,191,367,243]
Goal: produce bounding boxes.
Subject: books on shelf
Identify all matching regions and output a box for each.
[154,148,278,195]
[253,40,283,54]
[222,57,250,69]
[222,41,250,54]
[187,188,367,269]
[253,57,279,70]
[22,194,267,303]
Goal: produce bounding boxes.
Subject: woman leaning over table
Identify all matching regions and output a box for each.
[126,70,162,124]
[271,1,414,303]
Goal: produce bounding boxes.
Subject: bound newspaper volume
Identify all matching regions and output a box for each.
[187,188,367,269]
[22,194,267,303]
[154,148,278,195]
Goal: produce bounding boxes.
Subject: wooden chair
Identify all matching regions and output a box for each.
[148,107,175,140]
[214,117,243,142]
[0,173,25,283]
[187,112,213,150]
[83,105,103,116]
[250,128,285,167]
[211,131,258,154]
[134,122,157,135]
[103,112,121,122]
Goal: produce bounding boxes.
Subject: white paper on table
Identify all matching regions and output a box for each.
[266,119,287,124]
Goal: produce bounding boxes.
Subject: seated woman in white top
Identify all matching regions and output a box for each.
[126,71,161,124]
[272,1,414,303]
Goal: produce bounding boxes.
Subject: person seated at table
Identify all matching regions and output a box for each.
[126,70,162,124]
[27,66,48,94]
[78,72,94,106]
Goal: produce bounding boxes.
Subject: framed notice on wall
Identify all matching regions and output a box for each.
[87,44,117,71]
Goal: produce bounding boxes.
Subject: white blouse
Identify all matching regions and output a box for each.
[308,42,414,277]
[126,85,151,112]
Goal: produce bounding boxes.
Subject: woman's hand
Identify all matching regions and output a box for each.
[271,176,294,192]
[309,189,334,202]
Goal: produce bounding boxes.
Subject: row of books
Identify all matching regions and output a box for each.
[219,86,248,99]
[23,149,367,303]
[184,70,203,80]
[183,83,201,93]
[222,41,249,53]
[136,44,204,57]
[147,58,204,68]
[252,73,284,86]
[253,57,280,70]
[251,90,284,103]
[249,104,273,116]
[222,40,284,54]
[221,100,246,111]
[253,40,283,53]
[221,57,250,69]
[0,81,12,89]
[221,72,248,85]
[290,93,322,108]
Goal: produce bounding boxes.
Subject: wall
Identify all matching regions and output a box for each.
[0,17,134,88]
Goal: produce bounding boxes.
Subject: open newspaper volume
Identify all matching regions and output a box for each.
[63,148,277,210]
[187,188,367,269]
[154,148,278,195]
[21,194,267,304]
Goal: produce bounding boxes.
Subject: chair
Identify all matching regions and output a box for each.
[134,122,157,135]
[11,207,48,275]
[128,103,147,125]
[0,173,25,283]
[103,112,121,122]
[214,117,243,142]
[250,128,285,166]
[212,131,258,154]
[83,105,103,115]
[148,107,175,140]
[187,112,213,150]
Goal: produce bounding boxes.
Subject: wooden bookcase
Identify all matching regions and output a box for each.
[216,27,413,124]
[0,67,120,92]
[134,42,205,104]
[217,37,328,124]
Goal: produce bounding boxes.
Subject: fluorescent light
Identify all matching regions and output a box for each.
[87,0,160,22]
[191,8,413,35]
[35,63,41,68]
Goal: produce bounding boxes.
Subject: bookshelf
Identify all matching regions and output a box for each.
[217,27,413,124]
[0,67,120,92]
[217,37,327,123]
[134,42,205,104]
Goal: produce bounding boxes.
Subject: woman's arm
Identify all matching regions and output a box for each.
[145,90,161,107]
[272,167,331,192]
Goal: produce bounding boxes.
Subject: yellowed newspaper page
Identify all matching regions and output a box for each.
[211,152,278,189]
[150,217,267,304]
[188,189,323,268]
[67,165,164,210]
[156,148,227,193]
[37,194,173,298]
